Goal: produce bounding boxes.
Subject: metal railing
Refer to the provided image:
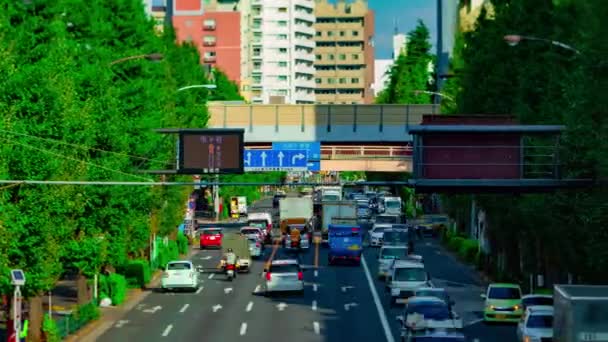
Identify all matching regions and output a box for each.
[320,146,413,159]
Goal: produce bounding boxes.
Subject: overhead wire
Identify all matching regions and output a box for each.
[0,137,154,182]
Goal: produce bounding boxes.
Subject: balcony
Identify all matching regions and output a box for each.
[203,40,216,47]
[295,63,315,75]
[203,21,216,31]
[203,56,217,63]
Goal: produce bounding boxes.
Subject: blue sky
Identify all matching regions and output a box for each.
[371,0,437,58]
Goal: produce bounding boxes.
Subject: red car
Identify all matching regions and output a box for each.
[200,228,223,249]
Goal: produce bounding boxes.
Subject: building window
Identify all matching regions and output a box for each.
[352,54,359,60]
[316,31,322,37]
[242,85,250,91]
[253,75,261,83]
[203,36,216,45]
[278,7,287,13]
[316,54,322,60]
[279,48,287,53]
[253,61,262,69]
[253,48,261,56]
[316,78,322,84]
[327,31,334,37]
[339,54,346,60]
[278,75,288,81]
[278,21,288,27]
[352,30,359,36]
[327,78,335,84]
[203,19,216,28]
[253,19,262,28]
[339,31,345,37]
[277,34,288,40]
[279,61,288,67]
[328,54,335,60]
[339,78,346,84]
[351,78,359,83]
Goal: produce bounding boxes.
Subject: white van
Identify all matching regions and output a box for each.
[247,212,273,241]
[383,196,402,216]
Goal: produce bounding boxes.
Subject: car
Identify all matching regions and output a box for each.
[161,260,199,292]
[284,224,311,250]
[521,294,553,311]
[387,260,431,306]
[199,228,223,249]
[369,224,393,247]
[247,237,263,258]
[400,328,466,342]
[263,259,304,295]
[377,245,409,278]
[397,296,462,332]
[374,214,401,225]
[246,212,273,239]
[482,283,524,323]
[516,306,554,342]
[414,287,456,312]
[240,226,265,241]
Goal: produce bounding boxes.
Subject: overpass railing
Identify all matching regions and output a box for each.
[320,145,413,160]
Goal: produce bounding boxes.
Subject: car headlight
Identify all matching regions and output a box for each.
[513,305,520,311]
[524,335,541,342]
[486,305,496,310]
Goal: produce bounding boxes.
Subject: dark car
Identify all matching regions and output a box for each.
[273,193,286,208]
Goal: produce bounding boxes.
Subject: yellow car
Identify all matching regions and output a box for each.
[482,283,523,323]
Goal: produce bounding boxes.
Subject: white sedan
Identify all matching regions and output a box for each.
[161,260,199,292]
[368,224,392,247]
[263,259,304,295]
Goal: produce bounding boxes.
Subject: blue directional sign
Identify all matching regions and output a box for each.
[244,149,308,171]
[272,142,321,171]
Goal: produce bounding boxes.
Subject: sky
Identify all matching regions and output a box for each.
[371,0,437,59]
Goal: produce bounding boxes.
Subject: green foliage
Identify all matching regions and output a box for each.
[376,20,434,104]
[176,233,189,255]
[0,0,243,300]
[156,240,179,270]
[218,172,285,216]
[446,0,608,284]
[42,314,62,342]
[77,301,100,322]
[100,273,128,306]
[118,259,151,288]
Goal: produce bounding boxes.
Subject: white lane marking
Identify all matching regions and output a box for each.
[344,302,359,311]
[212,304,223,312]
[341,285,354,292]
[143,305,162,313]
[224,287,233,294]
[313,321,320,335]
[200,255,212,260]
[196,286,204,294]
[115,320,129,328]
[465,318,485,327]
[161,324,173,337]
[253,285,261,293]
[208,273,215,279]
[361,254,395,342]
[314,270,318,277]
[276,302,288,311]
[312,300,317,311]
[313,283,318,292]
[179,304,189,313]
[240,322,248,336]
[246,301,253,312]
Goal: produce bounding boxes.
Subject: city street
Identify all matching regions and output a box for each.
[98,198,518,342]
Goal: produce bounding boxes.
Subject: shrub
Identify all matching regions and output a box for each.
[458,239,479,263]
[77,302,100,322]
[448,236,464,252]
[157,239,180,269]
[177,233,189,255]
[42,314,61,342]
[107,273,128,305]
[119,259,151,288]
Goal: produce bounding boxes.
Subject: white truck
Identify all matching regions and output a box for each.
[320,186,342,201]
[553,284,608,342]
[279,197,314,234]
[320,200,357,242]
[383,196,403,216]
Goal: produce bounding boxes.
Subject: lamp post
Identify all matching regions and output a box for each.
[109,53,164,66]
[177,84,217,92]
[412,90,455,103]
[503,35,581,55]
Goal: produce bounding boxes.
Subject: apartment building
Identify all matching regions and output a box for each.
[245,0,316,104]
[142,0,169,33]
[314,0,374,104]
[172,0,241,83]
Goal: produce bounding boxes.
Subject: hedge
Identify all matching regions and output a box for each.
[157,239,179,270]
[99,273,128,305]
[177,233,189,255]
[55,301,100,338]
[458,239,479,263]
[118,259,151,288]
[43,314,61,342]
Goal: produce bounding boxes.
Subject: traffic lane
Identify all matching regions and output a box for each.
[313,245,392,342]
[416,239,483,287]
[96,248,225,342]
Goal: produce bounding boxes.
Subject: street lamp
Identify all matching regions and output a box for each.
[177,84,218,92]
[109,53,164,66]
[412,90,455,103]
[503,35,581,55]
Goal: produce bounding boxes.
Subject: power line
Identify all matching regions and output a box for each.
[0,128,168,164]
[1,138,153,182]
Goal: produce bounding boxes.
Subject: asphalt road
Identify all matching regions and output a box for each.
[99,197,517,342]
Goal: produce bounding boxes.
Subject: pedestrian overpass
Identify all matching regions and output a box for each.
[207,102,440,172]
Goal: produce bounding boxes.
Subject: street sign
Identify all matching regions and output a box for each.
[244,149,307,171]
[272,142,321,171]
[178,129,244,174]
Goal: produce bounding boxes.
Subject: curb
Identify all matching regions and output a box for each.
[65,247,198,342]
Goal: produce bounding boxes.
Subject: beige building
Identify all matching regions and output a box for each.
[459,0,494,32]
[314,0,374,104]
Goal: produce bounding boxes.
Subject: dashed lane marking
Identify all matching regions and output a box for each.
[161,324,173,337]
[312,300,317,311]
[179,304,189,313]
[196,286,204,294]
[246,301,253,312]
[313,321,320,335]
[240,322,248,336]
[208,273,215,279]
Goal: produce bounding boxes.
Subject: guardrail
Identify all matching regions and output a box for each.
[321,146,413,159]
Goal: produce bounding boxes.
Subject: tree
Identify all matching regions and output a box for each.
[376,20,434,104]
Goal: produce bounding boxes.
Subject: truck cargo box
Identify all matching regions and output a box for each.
[554,284,608,342]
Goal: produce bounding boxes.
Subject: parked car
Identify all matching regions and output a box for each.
[482,283,524,323]
[199,228,223,249]
[161,260,199,292]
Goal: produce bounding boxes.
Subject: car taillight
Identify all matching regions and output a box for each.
[266,272,272,281]
[256,242,261,247]
[298,272,303,280]
[267,223,271,230]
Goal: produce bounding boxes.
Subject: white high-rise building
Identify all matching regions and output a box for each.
[392,33,407,60]
[250,0,316,104]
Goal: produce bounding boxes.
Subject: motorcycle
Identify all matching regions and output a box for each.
[225,263,236,281]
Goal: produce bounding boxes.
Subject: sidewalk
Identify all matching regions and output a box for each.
[65,246,198,342]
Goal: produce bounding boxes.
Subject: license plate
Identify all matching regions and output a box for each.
[396,298,408,304]
[496,314,506,320]
[209,236,216,240]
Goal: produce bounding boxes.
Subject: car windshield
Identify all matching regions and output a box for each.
[376,216,398,224]
[241,229,260,235]
[269,264,300,273]
[407,302,450,320]
[383,231,408,243]
[373,227,387,233]
[323,195,340,201]
[358,204,368,209]
[248,238,258,245]
[488,287,521,299]
[167,262,191,270]
[395,268,426,282]
[386,201,400,208]
[527,314,553,328]
[417,290,448,302]
[523,297,553,308]
[203,229,221,235]
[248,220,267,228]
[381,248,408,259]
